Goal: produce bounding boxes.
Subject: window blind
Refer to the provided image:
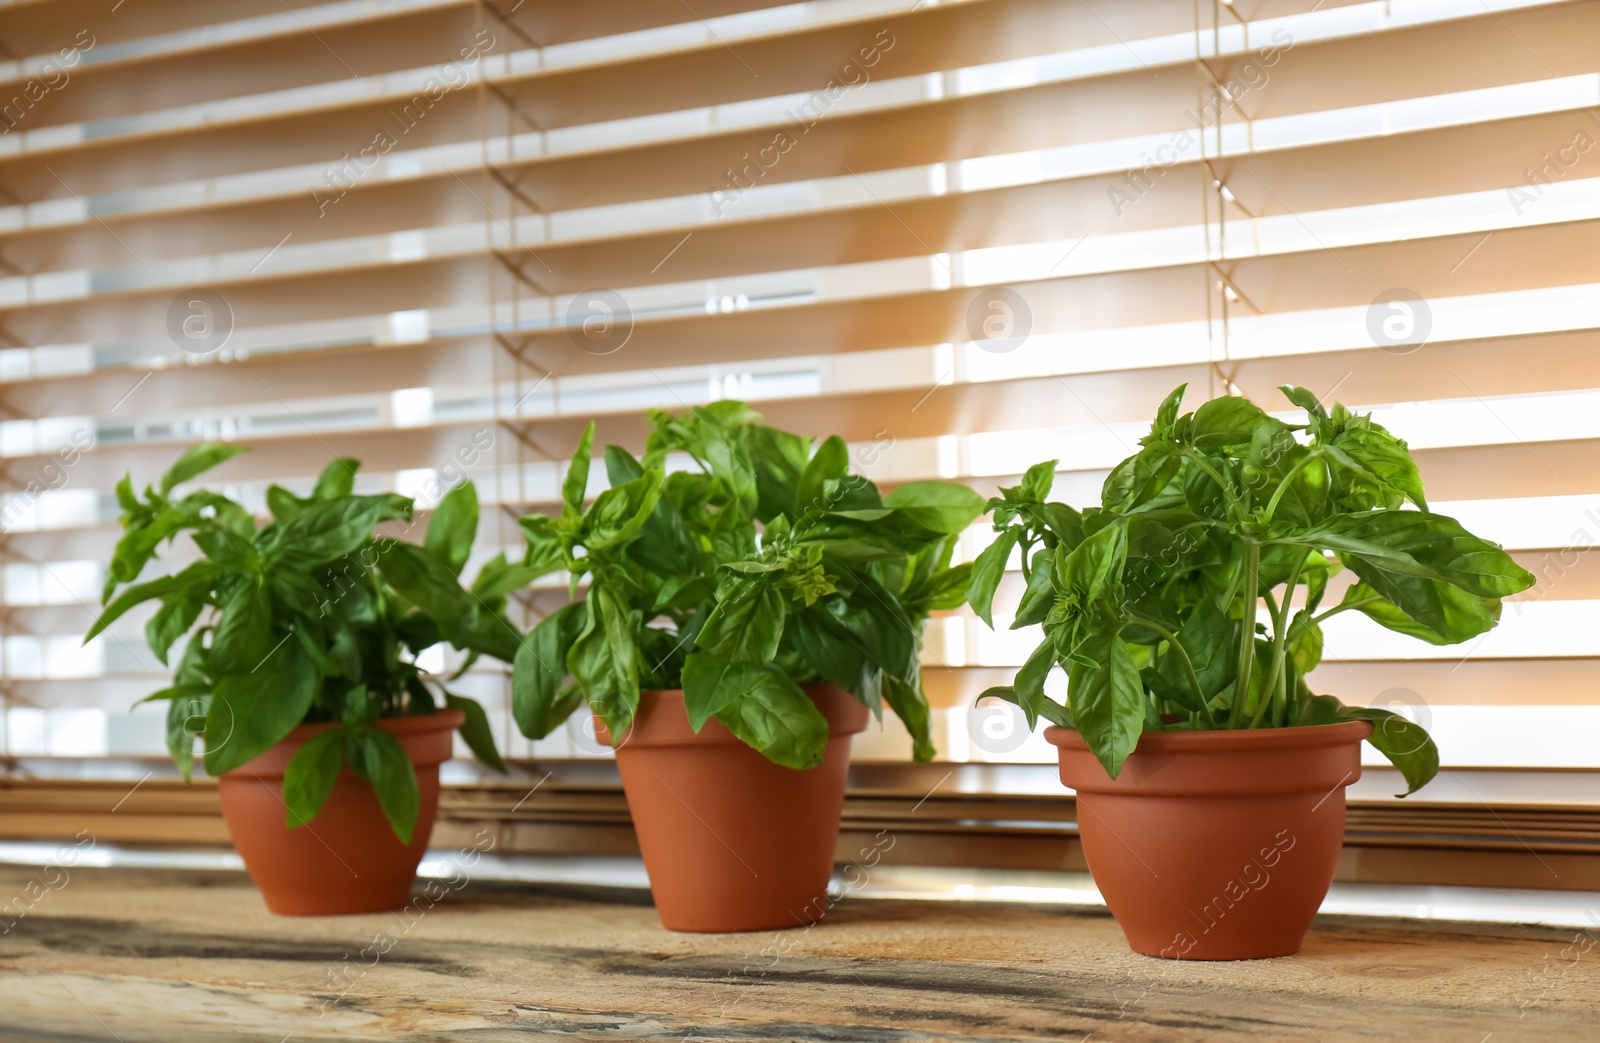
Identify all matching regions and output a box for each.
[2,0,1597,820]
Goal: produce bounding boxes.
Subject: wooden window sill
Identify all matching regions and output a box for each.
[5,766,1600,892]
[1,864,1596,1041]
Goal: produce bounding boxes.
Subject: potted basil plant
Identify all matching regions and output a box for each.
[968,385,1535,959]
[87,445,518,915]
[514,402,983,931]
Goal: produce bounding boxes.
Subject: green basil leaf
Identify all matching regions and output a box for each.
[1011,548,1057,629]
[789,610,882,716]
[1149,384,1187,442]
[443,692,506,773]
[1066,626,1144,779]
[402,678,432,717]
[512,602,587,739]
[826,571,917,682]
[350,727,420,844]
[327,616,364,681]
[1162,595,1237,703]
[398,609,446,657]
[979,681,1068,729]
[1288,692,1347,728]
[176,490,256,539]
[519,513,566,572]
[881,480,988,535]
[1339,579,1501,646]
[907,561,973,614]
[1018,459,1058,503]
[165,692,209,783]
[104,505,190,602]
[882,673,935,762]
[625,484,700,579]
[701,421,760,514]
[1102,445,1180,513]
[1297,695,1438,797]
[381,541,520,663]
[796,435,850,518]
[820,474,882,513]
[145,593,204,666]
[603,444,645,486]
[1057,521,1126,602]
[681,651,756,731]
[563,421,596,513]
[425,481,479,577]
[292,619,344,678]
[115,474,141,514]
[449,605,523,667]
[696,577,786,662]
[981,683,1071,728]
[1187,395,1281,450]
[134,682,213,705]
[652,574,716,613]
[1012,637,1057,730]
[723,559,790,576]
[471,551,552,602]
[1037,502,1086,550]
[966,528,1019,629]
[379,540,466,615]
[566,588,639,736]
[1298,511,1534,600]
[1344,706,1439,796]
[711,664,828,770]
[160,443,249,496]
[698,399,764,425]
[1252,439,1330,528]
[583,470,664,550]
[204,640,317,777]
[1278,384,1327,422]
[745,423,812,523]
[1305,553,1333,614]
[87,559,221,644]
[1287,609,1323,674]
[266,485,309,523]
[266,566,330,619]
[1327,419,1427,511]
[283,728,345,828]
[208,581,272,674]
[193,525,255,567]
[174,625,211,686]
[312,458,360,500]
[269,495,410,567]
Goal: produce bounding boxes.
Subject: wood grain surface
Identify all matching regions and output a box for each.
[0,865,1594,1042]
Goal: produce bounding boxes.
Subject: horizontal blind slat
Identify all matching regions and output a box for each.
[3,0,1595,785]
[10,98,1598,282]
[13,330,1600,458]
[5,0,1590,204]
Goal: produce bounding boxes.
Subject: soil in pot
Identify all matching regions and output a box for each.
[605,683,870,933]
[215,708,463,916]
[1047,721,1372,960]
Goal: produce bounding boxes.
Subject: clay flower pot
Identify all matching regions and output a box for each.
[215,709,463,916]
[604,683,869,933]
[1046,720,1372,960]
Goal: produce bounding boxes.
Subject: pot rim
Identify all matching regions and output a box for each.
[1044,719,1373,751]
[599,683,870,750]
[636,683,847,698]
[218,708,466,780]
[280,706,465,743]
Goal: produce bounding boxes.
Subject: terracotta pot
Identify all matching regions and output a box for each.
[1046,721,1371,960]
[604,683,870,933]
[216,709,463,916]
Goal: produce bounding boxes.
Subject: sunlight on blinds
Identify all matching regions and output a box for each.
[1,0,1596,798]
